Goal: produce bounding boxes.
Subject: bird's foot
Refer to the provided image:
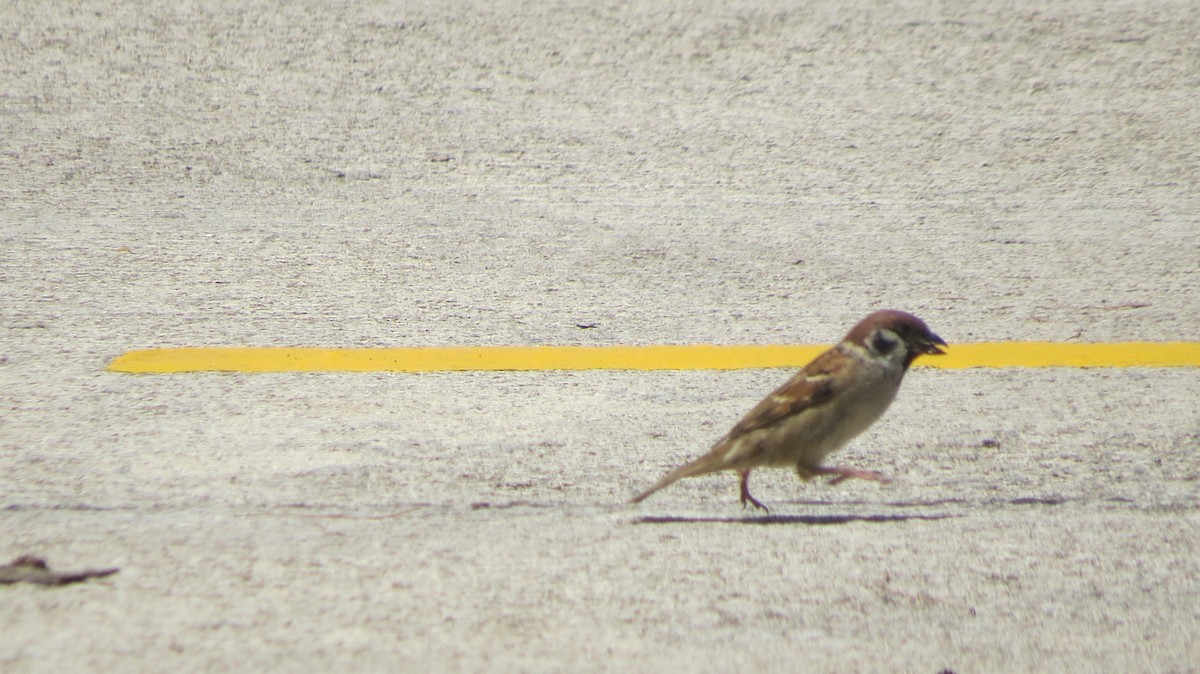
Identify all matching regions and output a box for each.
[817,466,892,486]
[739,491,770,513]
[734,470,772,510]
[738,469,770,512]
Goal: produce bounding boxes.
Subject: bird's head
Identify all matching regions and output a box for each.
[845,310,947,369]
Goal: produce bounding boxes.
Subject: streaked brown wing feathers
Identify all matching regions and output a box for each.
[725,346,847,437]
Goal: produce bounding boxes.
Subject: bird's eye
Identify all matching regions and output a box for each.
[872,332,899,354]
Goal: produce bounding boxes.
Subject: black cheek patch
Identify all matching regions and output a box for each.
[872,332,899,354]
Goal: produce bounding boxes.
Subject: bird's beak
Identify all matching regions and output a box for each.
[922,332,948,356]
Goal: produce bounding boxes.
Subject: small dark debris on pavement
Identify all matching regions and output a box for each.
[0,555,119,586]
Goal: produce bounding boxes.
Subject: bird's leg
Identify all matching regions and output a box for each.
[813,465,892,485]
[738,469,770,512]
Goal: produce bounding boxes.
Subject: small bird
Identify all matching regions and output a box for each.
[631,310,946,511]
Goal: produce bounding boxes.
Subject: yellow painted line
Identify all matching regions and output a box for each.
[106,342,1200,373]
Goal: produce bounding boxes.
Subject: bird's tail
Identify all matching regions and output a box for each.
[630,453,723,504]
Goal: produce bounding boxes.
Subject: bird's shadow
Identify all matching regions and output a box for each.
[630,494,1078,525]
[634,513,959,526]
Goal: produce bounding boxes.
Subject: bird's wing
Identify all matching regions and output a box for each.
[723,346,847,439]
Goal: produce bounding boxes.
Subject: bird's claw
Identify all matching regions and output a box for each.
[739,492,770,513]
[824,467,891,485]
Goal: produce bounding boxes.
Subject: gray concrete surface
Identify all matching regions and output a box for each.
[2,1,1198,671]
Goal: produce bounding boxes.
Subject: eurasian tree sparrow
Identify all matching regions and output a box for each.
[631,310,946,511]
